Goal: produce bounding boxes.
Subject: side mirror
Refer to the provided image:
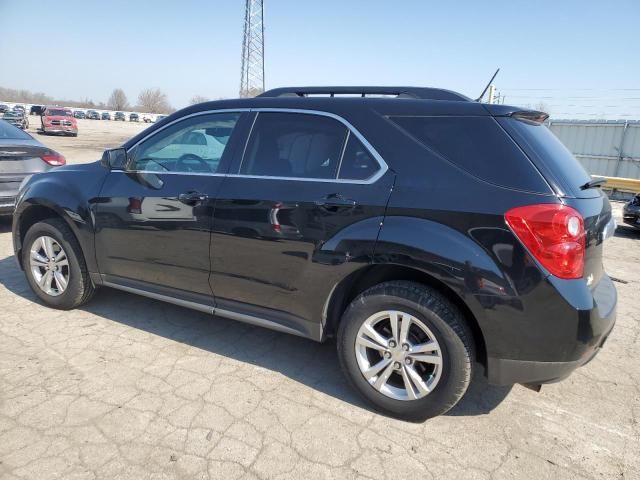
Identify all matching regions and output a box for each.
[101,148,128,170]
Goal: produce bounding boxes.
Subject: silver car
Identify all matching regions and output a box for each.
[0,120,65,215]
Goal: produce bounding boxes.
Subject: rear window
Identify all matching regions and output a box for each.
[0,120,31,140]
[390,116,549,193]
[499,118,594,198]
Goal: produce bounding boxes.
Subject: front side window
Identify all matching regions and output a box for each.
[240,112,348,179]
[129,112,240,173]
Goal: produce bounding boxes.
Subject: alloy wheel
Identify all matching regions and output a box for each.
[355,310,443,401]
[29,236,70,297]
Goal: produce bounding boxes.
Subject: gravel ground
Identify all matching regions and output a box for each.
[0,121,638,479]
[22,116,149,164]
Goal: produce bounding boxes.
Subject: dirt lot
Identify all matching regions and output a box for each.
[0,120,639,479]
[24,116,149,164]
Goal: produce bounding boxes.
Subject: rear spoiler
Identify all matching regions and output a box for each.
[482,104,549,124]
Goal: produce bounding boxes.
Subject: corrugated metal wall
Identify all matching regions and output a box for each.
[548,120,640,179]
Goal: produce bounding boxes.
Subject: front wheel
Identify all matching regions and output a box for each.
[337,281,474,421]
[22,218,95,309]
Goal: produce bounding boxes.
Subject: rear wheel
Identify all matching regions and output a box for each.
[22,218,95,310]
[337,281,474,421]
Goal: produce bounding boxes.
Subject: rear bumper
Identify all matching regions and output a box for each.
[487,274,617,386]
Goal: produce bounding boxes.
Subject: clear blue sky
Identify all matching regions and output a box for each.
[1,0,639,118]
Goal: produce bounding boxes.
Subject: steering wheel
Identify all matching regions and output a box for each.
[176,154,210,173]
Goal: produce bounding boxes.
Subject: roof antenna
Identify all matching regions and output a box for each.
[475,68,500,102]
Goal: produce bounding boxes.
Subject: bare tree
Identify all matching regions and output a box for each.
[137,88,171,113]
[189,95,210,105]
[107,88,129,110]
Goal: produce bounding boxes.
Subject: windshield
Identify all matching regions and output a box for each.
[3,112,21,118]
[46,109,70,116]
[0,120,32,140]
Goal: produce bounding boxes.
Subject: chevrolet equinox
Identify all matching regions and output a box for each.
[11,86,617,420]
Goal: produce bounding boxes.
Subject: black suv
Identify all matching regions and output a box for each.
[11,87,617,420]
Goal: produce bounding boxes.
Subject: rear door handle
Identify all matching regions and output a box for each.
[315,194,357,211]
[178,191,209,205]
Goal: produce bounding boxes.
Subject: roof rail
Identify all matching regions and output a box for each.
[258,86,471,102]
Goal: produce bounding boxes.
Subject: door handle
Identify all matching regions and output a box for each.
[178,191,209,205]
[315,194,357,211]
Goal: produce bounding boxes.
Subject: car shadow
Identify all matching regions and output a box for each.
[0,253,511,419]
[0,216,12,234]
[614,224,640,240]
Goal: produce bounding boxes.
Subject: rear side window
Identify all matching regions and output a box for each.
[390,116,549,192]
[241,112,347,179]
[338,135,380,180]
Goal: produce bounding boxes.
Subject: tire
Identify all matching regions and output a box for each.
[22,218,95,310]
[337,281,474,421]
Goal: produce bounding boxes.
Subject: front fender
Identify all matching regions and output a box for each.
[13,163,108,272]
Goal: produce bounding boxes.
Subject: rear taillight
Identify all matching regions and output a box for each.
[505,204,585,279]
[40,153,66,166]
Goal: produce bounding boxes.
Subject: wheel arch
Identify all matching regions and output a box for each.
[14,201,86,271]
[323,263,488,368]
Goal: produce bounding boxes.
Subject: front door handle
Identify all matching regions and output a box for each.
[178,191,209,205]
[315,194,357,211]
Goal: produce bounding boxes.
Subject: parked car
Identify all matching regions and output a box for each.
[101,112,111,121]
[73,111,86,119]
[623,194,640,229]
[11,86,617,421]
[155,115,168,122]
[0,119,65,215]
[86,110,100,120]
[114,112,126,121]
[2,110,29,129]
[0,104,9,114]
[40,107,78,136]
[13,105,26,114]
[30,105,44,116]
[129,113,139,122]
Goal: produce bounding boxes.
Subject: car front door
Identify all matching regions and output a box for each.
[94,111,248,307]
[210,111,394,338]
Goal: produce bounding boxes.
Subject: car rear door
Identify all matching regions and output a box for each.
[94,111,250,307]
[210,110,394,338]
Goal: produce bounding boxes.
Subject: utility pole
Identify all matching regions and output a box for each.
[239,0,265,98]
[487,85,496,104]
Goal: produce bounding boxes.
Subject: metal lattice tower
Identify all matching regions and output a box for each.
[239,0,265,97]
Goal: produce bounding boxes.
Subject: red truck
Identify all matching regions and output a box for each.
[40,107,78,137]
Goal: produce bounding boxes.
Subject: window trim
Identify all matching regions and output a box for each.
[122,108,388,184]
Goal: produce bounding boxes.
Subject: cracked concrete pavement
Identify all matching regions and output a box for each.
[0,124,638,479]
